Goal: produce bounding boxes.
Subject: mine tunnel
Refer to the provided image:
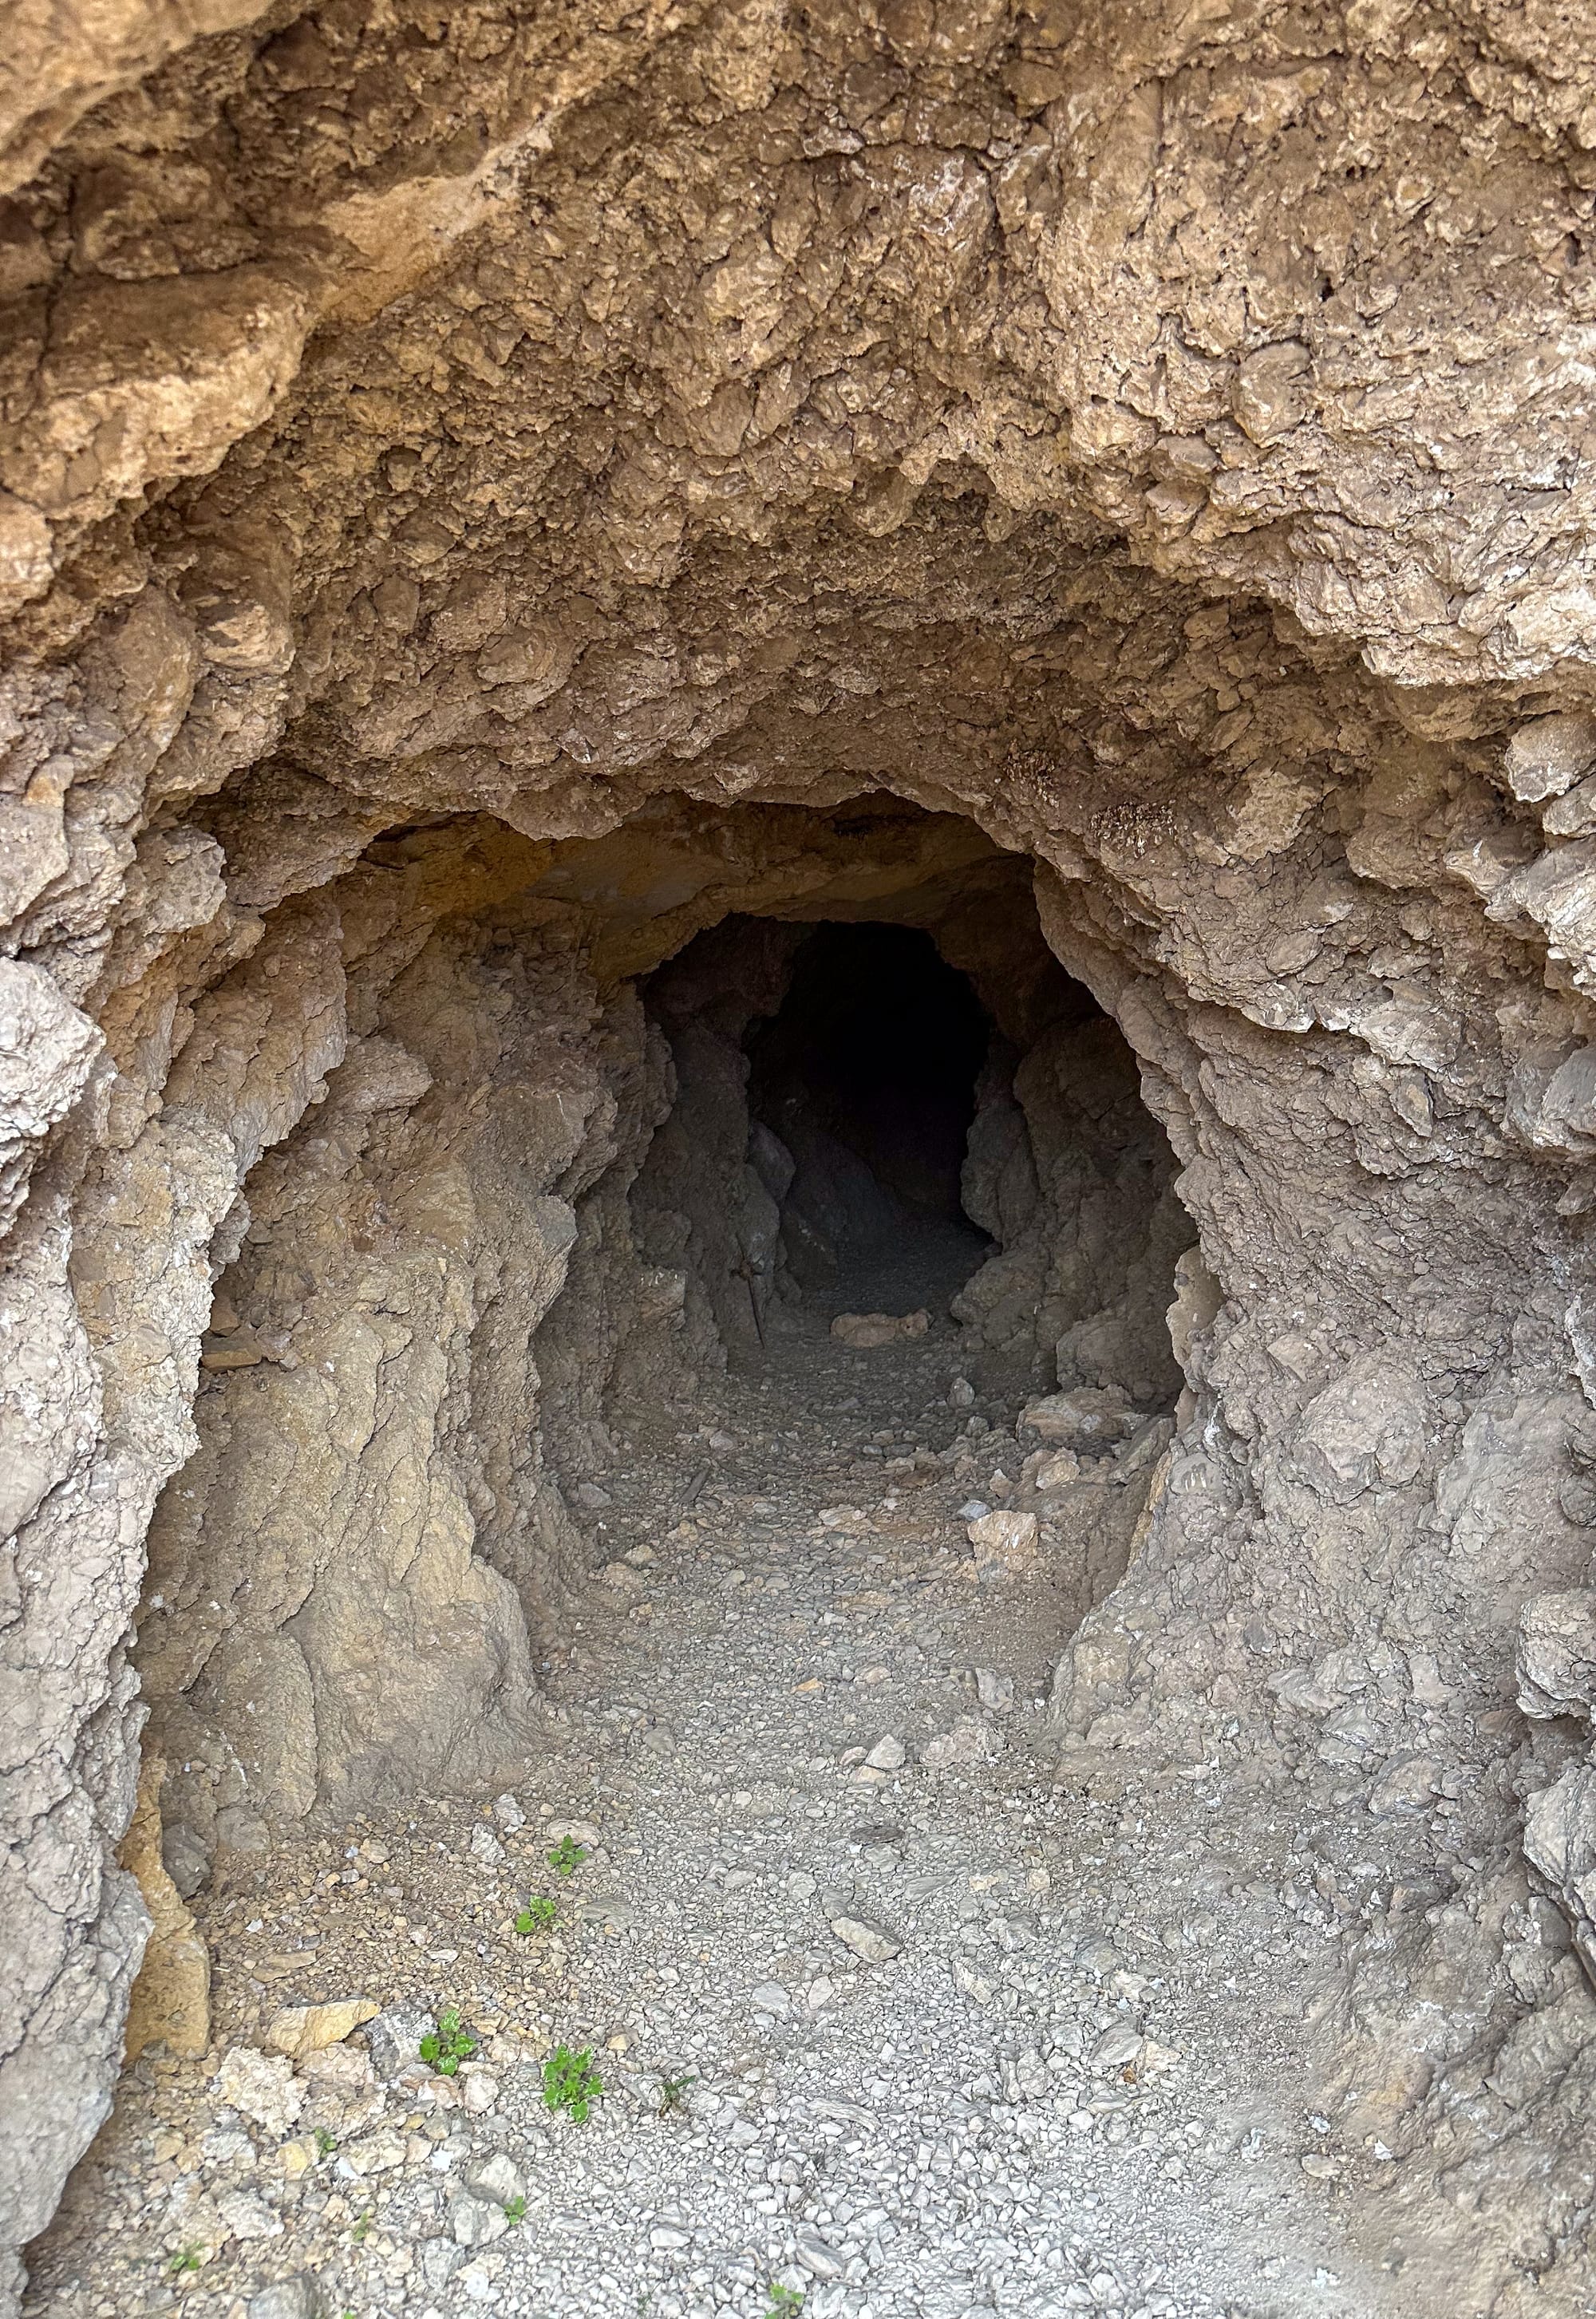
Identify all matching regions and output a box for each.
[128,800,1192,1890]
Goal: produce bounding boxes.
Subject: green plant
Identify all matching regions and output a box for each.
[314,2127,338,2158]
[542,2043,603,2122]
[765,2289,804,2315]
[167,2245,203,2277]
[351,2210,372,2245]
[503,2193,527,2224]
[657,2071,697,2116]
[515,1896,558,1934]
[418,2005,477,2076]
[547,1835,588,1878]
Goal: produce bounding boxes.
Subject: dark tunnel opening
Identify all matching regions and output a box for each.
[745,922,996,1311]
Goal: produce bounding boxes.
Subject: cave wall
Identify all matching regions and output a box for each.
[6,0,1596,2298]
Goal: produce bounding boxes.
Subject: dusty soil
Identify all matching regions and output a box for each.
[24,1297,1461,2319]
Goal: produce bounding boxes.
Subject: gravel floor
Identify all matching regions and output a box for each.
[26,1302,1432,2319]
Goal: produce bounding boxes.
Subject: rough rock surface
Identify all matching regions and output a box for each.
[5,0,1596,2307]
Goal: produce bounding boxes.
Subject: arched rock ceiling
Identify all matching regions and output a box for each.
[6,0,1596,700]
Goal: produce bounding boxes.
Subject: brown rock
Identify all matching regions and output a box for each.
[119,1756,210,2063]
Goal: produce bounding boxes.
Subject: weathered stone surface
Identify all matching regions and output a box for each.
[1519,1592,1596,1724]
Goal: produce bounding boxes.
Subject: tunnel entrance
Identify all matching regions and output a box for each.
[124,801,1192,1909]
[745,922,994,1317]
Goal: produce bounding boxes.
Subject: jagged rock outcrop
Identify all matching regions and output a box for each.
[6,0,1596,2306]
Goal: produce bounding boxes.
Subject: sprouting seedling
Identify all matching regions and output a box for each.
[350,2210,372,2244]
[418,2005,477,2076]
[167,2245,203,2277]
[547,1835,588,1878]
[765,2288,804,2315]
[515,1896,558,1934]
[658,2071,697,2116]
[503,2192,528,2224]
[542,2043,603,2122]
[314,2127,338,2158]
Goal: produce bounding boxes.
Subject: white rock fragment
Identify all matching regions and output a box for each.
[213,2048,303,2139]
[973,1667,1014,1713]
[1018,1387,1140,1448]
[828,1912,902,1964]
[966,1509,1038,1571]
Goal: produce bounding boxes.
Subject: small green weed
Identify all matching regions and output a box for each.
[547,1835,588,1878]
[515,1896,558,1934]
[350,2210,372,2245]
[418,2005,477,2076]
[657,2072,697,2116]
[764,2288,804,2315]
[167,2246,203,2278]
[542,2043,603,2123]
[314,2127,338,2158]
[503,2192,528,2224]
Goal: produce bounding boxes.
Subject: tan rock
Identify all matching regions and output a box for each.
[966,1510,1040,1573]
[263,1998,379,2061]
[119,1754,210,2063]
[830,1310,930,1348]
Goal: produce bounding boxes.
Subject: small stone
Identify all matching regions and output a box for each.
[1033,1449,1081,1493]
[807,1977,836,2009]
[706,1428,736,1452]
[469,1824,506,1867]
[831,1310,929,1348]
[462,2150,525,2206]
[948,1376,976,1408]
[828,1912,902,1964]
[919,1717,1004,1771]
[452,2194,510,2248]
[973,1668,1014,1713]
[264,1999,379,2061]
[864,1734,906,1771]
[247,2279,323,2319]
[794,2227,847,2281]
[751,1981,792,2015]
[966,1510,1039,1571]
[1017,1388,1140,1448]
[546,1817,601,1848]
[214,2048,303,2139]
[365,2001,434,2080]
[460,2066,500,2115]
[574,1479,613,1508]
[215,2188,282,2242]
[1368,1755,1443,1817]
[342,2127,406,2176]
[491,1792,526,1831]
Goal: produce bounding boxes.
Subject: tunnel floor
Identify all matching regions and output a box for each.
[29,1316,1415,2319]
